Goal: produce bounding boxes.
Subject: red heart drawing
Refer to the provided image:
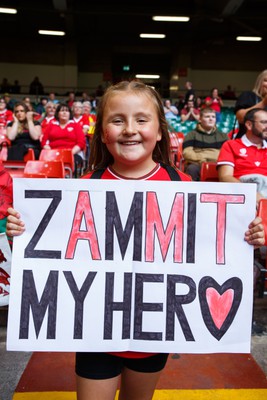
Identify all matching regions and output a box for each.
[199,277,242,340]
[206,288,234,329]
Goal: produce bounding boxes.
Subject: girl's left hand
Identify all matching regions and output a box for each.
[244,216,265,248]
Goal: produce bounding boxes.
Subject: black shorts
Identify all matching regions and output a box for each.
[75,352,169,380]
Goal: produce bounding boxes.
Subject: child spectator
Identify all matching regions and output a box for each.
[6,81,265,400]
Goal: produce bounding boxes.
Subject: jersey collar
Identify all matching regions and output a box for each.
[242,134,267,149]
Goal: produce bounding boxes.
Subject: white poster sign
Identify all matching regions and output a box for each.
[7,178,256,353]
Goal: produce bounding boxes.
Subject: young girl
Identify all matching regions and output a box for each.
[7,81,265,400]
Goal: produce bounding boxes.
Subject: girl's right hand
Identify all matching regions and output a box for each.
[6,207,25,237]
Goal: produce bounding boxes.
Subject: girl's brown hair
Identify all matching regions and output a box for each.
[88,80,171,171]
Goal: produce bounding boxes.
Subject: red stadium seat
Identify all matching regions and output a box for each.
[2,148,36,178]
[200,162,219,182]
[39,149,75,178]
[24,160,65,178]
[169,132,185,170]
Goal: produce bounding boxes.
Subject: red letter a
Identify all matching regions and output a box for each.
[65,191,101,260]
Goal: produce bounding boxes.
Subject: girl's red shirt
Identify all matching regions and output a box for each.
[82,163,190,358]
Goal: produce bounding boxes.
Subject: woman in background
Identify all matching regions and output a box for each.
[234,70,267,138]
[204,88,224,123]
[41,103,86,175]
[6,102,41,160]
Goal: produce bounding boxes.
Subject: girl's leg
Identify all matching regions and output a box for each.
[118,368,163,400]
[76,375,119,400]
[75,352,122,400]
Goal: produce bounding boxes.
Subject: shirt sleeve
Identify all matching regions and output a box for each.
[217,141,235,167]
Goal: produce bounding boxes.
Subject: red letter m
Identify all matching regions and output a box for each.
[145,192,184,263]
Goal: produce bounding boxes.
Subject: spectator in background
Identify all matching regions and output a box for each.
[0,78,11,93]
[40,102,57,136]
[67,91,76,108]
[36,97,48,117]
[10,79,21,94]
[48,92,59,104]
[6,102,42,160]
[81,91,90,103]
[204,88,224,123]
[22,96,33,110]
[184,81,195,103]
[223,85,236,100]
[234,70,267,139]
[3,93,16,111]
[72,101,85,129]
[164,99,178,119]
[82,101,96,133]
[29,76,44,95]
[41,103,86,176]
[195,96,203,111]
[22,97,41,121]
[0,97,13,127]
[182,107,228,180]
[180,97,200,122]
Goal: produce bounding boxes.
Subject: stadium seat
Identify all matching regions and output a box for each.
[200,162,219,182]
[39,149,75,178]
[169,132,185,169]
[2,148,36,178]
[24,160,65,178]
[23,148,35,162]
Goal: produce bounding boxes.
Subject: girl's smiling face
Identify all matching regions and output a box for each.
[101,91,162,177]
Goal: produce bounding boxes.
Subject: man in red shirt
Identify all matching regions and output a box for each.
[217,108,267,202]
[218,107,267,336]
